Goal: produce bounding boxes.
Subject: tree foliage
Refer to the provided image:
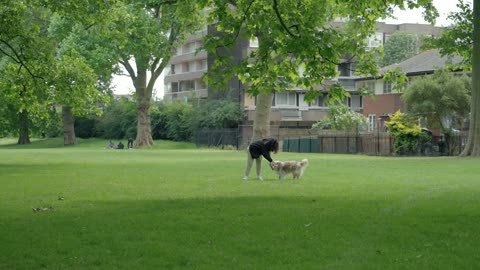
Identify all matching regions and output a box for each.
[425,0,480,156]
[51,0,205,147]
[402,70,471,132]
[201,0,438,139]
[386,111,430,155]
[312,105,368,132]
[193,100,244,129]
[424,0,473,69]
[0,2,111,144]
[381,31,421,67]
[96,97,137,140]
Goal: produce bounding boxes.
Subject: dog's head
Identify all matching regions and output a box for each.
[270,160,283,171]
[299,159,309,167]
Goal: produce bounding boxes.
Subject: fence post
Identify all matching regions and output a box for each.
[347,134,350,154]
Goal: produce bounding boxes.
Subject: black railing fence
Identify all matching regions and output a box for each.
[194,127,467,156]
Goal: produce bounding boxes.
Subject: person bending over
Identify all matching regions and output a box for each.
[244,138,279,181]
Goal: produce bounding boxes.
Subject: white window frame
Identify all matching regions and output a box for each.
[368,114,377,131]
[275,92,297,107]
[383,81,392,94]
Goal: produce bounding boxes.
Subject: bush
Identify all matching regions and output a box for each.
[75,116,97,138]
[312,105,368,132]
[96,96,137,139]
[386,111,430,155]
[151,99,243,142]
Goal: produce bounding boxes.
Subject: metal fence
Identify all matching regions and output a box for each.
[283,134,467,156]
[194,127,467,156]
[194,129,240,149]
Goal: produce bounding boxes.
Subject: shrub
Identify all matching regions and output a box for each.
[386,111,430,155]
[96,96,137,139]
[312,105,368,132]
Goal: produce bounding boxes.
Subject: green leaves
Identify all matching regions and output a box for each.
[402,69,471,131]
[312,105,368,132]
[424,0,472,69]
[383,68,409,92]
[202,0,438,100]
[381,31,421,67]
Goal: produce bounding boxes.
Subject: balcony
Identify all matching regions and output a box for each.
[280,109,302,121]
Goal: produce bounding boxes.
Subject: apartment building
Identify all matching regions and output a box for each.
[164,22,444,128]
[163,26,209,102]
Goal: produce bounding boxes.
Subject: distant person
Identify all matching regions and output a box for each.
[117,142,124,149]
[108,140,115,149]
[244,138,279,181]
[128,137,134,149]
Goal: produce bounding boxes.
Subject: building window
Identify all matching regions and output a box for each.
[249,37,259,48]
[179,80,195,92]
[310,93,328,107]
[366,32,383,50]
[170,64,175,75]
[198,59,207,71]
[183,43,195,54]
[367,81,375,93]
[350,95,363,109]
[275,92,297,107]
[183,62,194,73]
[196,79,206,90]
[368,114,376,131]
[171,82,179,93]
[383,81,392,94]
[338,63,351,77]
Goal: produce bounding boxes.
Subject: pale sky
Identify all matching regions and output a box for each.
[112,0,469,99]
[382,0,470,26]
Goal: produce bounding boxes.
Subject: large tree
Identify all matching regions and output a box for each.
[0,3,58,144]
[426,0,480,156]
[50,1,204,147]
[202,0,438,140]
[0,2,111,145]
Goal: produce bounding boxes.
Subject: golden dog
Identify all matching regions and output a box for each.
[270,159,309,180]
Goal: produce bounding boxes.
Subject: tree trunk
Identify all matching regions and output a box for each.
[17,110,31,145]
[461,0,480,156]
[252,92,274,141]
[135,69,154,147]
[62,106,76,146]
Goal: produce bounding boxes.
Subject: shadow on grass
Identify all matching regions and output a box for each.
[1,196,478,270]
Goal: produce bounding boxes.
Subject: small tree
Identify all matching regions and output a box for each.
[402,69,471,134]
[312,105,368,132]
[386,111,430,155]
[381,31,421,67]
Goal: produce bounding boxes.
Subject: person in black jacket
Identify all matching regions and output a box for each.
[244,138,279,181]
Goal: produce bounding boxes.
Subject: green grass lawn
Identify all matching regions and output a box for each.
[1,138,480,269]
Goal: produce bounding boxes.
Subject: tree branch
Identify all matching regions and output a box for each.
[272,0,298,38]
[0,39,43,80]
[119,56,137,81]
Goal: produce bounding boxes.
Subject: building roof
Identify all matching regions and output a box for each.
[380,49,463,75]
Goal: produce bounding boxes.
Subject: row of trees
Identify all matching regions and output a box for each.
[73,97,243,142]
[2,0,480,156]
[1,0,204,146]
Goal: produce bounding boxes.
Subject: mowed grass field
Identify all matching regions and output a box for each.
[1,138,480,269]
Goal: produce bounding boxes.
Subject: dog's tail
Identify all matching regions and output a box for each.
[300,159,309,166]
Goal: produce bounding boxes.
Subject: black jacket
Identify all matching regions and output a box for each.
[248,138,277,162]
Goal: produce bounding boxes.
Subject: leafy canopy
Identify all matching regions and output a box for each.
[201,0,438,102]
[381,31,421,67]
[402,69,471,131]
